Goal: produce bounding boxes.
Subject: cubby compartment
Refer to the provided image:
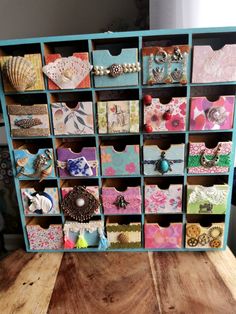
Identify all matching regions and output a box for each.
[188,133,232,174]
[192,32,236,83]
[100,136,140,176]
[20,180,60,215]
[56,137,98,177]
[50,91,94,136]
[185,214,225,249]
[26,216,63,250]
[144,177,184,213]
[43,40,91,90]
[143,134,185,176]
[102,178,141,215]
[106,215,142,249]
[13,138,55,180]
[144,214,183,249]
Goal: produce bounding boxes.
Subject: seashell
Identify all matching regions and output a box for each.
[3,56,37,92]
[16,156,28,167]
[117,232,129,244]
[39,164,52,182]
[15,118,42,129]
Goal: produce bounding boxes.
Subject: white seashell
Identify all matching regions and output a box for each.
[3,56,37,91]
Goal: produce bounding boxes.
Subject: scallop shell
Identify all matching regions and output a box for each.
[3,56,37,91]
[39,164,52,182]
[16,157,29,167]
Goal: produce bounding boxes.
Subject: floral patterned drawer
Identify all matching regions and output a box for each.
[51,102,94,135]
[145,184,182,213]
[21,187,60,215]
[190,96,235,131]
[97,100,139,134]
[142,45,190,85]
[14,148,55,181]
[92,48,140,87]
[192,45,236,83]
[106,222,141,249]
[102,187,141,214]
[144,223,183,249]
[187,184,229,214]
[44,53,91,89]
[8,104,50,137]
[57,147,98,177]
[188,142,232,174]
[144,97,186,132]
[61,186,101,215]
[185,222,225,249]
[63,220,107,249]
[26,223,63,250]
[143,144,185,176]
[100,145,140,176]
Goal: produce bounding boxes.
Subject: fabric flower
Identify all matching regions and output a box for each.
[165,114,185,131]
[125,162,137,174]
[104,167,116,176]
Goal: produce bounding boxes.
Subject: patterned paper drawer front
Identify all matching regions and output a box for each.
[62,186,101,214]
[14,148,55,180]
[144,97,186,132]
[145,184,182,213]
[8,104,50,137]
[21,187,60,215]
[192,45,236,83]
[101,145,140,176]
[106,223,141,249]
[97,100,139,134]
[45,53,91,89]
[186,223,225,249]
[26,224,63,250]
[51,102,94,135]
[143,144,185,175]
[188,142,232,174]
[190,96,235,131]
[187,185,229,215]
[92,48,140,87]
[102,187,141,214]
[142,45,190,85]
[144,223,182,249]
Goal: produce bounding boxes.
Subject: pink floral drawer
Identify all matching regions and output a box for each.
[144,223,183,249]
[192,45,236,83]
[102,187,141,214]
[145,184,182,213]
[188,141,232,174]
[144,97,186,132]
[190,96,235,131]
[26,222,63,250]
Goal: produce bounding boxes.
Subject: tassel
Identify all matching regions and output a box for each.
[98,230,109,250]
[64,238,75,249]
[76,234,88,249]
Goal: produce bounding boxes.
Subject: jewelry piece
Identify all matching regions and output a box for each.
[152,67,165,83]
[187,237,198,247]
[198,233,210,246]
[206,107,227,125]
[200,144,221,168]
[93,62,141,77]
[208,226,223,239]
[199,203,213,213]
[154,49,168,63]
[113,195,129,209]
[171,68,183,81]
[209,239,221,248]
[171,47,183,62]
[15,118,42,129]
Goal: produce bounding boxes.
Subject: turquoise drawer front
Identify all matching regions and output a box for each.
[92,48,139,87]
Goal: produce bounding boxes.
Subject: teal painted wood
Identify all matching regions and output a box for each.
[0,26,235,252]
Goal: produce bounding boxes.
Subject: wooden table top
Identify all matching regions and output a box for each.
[0,248,236,314]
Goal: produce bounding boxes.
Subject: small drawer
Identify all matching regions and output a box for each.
[102,187,141,214]
[44,52,91,89]
[192,45,236,83]
[190,96,235,131]
[106,217,141,249]
[145,184,182,213]
[100,145,140,176]
[92,48,140,87]
[187,184,229,214]
[14,148,55,180]
[63,220,106,249]
[143,97,186,132]
[144,222,183,249]
[185,222,225,249]
[142,45,190,85]
[26,218,63,250]
[21,187,60,215]
[188,141,232,174]
[57,147,98,177]
[97,100,139,134]
[8,104,50,137]
[61,186,101,215]
[143,144,185,175]
[51,102,94,135]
